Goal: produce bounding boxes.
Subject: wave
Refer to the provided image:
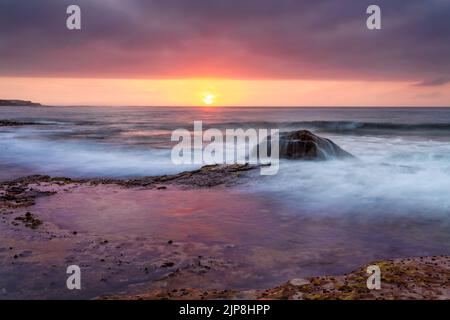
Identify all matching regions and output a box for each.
[5,116,450,133]
[204,121,450,133]
[0,134,199,178]
[300,121,450,131]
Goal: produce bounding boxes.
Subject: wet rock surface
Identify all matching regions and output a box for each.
[1,165,449,300]
[280,130,354,160]
[0,165,258,299]
[103,256,450,300]
[119,164,257,188]
[0,164,256,191]
[258,130,354,160]
[14,212,43,229]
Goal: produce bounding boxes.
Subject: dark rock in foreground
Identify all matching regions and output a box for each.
[279,130,354,160]
[121,163,256,188]
[0,99,41,107]
[258,130,354,160]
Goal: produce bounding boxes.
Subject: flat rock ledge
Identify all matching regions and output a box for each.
[100,256,450,300]
[0,164,257,207]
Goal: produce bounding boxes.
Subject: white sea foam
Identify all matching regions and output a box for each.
[0,126,261,178]
[2,106,450,218]
[247,135,450,217]
[2,128,450,218]
[0,130,199,178]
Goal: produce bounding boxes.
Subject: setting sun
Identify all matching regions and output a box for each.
[202,93,216,105]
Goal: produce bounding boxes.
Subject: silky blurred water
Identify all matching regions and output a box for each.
[2,106,450,297]
[1,106,450,178]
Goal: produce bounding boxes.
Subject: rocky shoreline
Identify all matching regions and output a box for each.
[101,255,450,300]
[0,164,263,299]
[0,129,448,300]
[0,163,257,190]
[1,165,449,300]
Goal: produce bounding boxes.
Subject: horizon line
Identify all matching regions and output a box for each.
[29,104,450,108]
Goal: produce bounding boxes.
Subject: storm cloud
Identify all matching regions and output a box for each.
[0,0,449,82]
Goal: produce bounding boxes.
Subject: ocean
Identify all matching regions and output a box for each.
[2,106,450,216]
[2,106,450,296]
[2,106,450,217]
[1,106,450,173]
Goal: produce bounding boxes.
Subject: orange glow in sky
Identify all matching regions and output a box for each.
[1,77,450,107]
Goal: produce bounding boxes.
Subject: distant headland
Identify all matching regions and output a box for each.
[0,99,42,106]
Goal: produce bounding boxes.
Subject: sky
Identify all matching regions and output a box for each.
[0,0,449,106]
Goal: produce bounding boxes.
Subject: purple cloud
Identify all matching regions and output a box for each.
[0,0,449,82]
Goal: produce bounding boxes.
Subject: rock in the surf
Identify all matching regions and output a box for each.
[257,130,354,160]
